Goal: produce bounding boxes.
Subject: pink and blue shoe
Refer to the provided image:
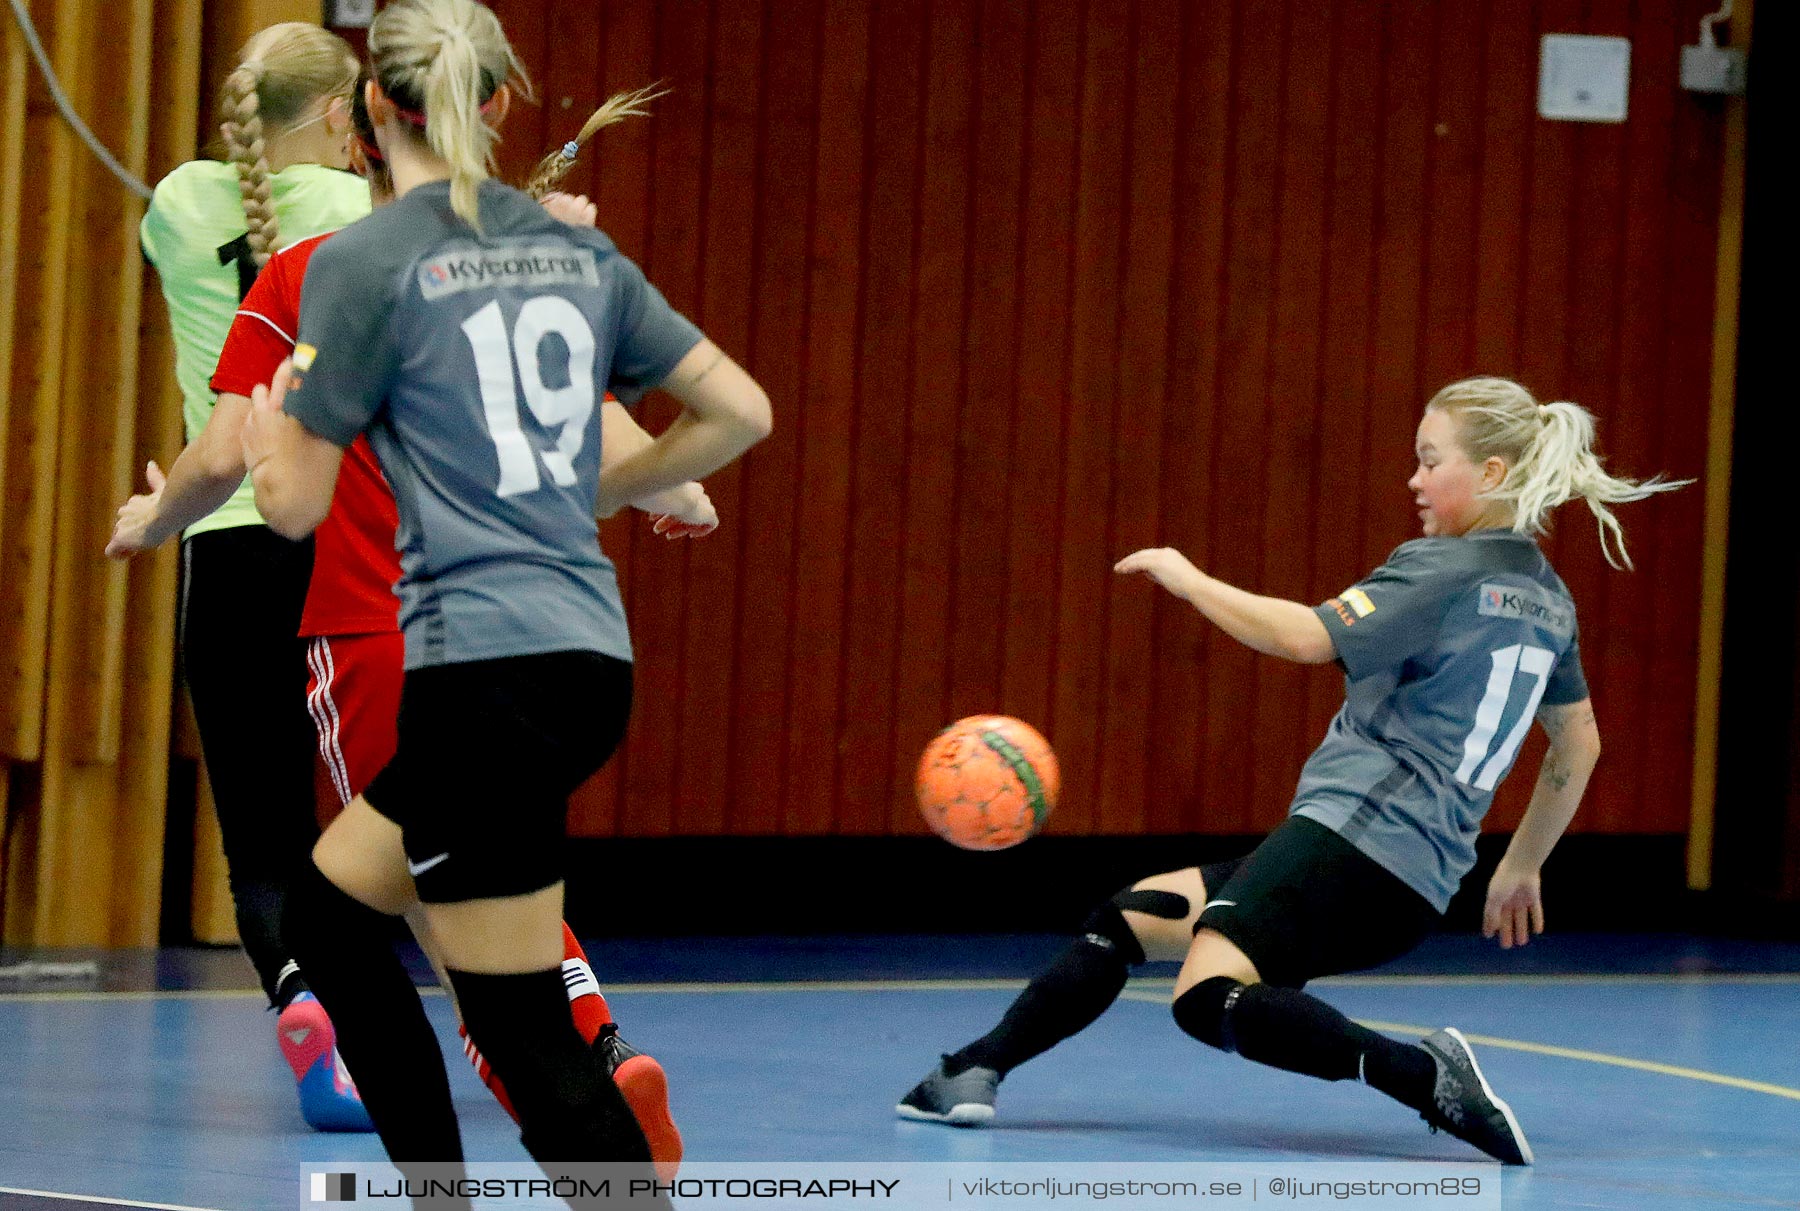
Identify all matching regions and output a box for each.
[277,992,375,1132]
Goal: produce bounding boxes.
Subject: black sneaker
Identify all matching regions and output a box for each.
[1419,1028,1534,1165]
[896,1056,999,1126]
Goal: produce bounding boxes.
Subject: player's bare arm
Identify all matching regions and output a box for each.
[244,358,344,540]
[595,338,771,517]
[596,401,717,533]
[1114,547,1336,665]
[107,393,260,558]
[1483,698,1601,948]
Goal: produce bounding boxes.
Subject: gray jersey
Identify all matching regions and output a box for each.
[1296,530,1588,911]
[285,180,702,669]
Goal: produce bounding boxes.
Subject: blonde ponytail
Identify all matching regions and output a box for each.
[422,27,494,230]
[370,0,532,235]
[1427,377,1691,570]
[524,84,666,200]
[217,24,359,266]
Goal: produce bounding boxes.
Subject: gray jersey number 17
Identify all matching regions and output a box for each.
[1456,644,1555,791]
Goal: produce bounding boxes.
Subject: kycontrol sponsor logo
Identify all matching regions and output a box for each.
[418,244,599,299]
[1477,582,1573,634]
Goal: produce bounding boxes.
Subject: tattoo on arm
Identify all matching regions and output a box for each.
[1538,700,1595,742]
[675,349,726,389]
[1544,751,1573,793]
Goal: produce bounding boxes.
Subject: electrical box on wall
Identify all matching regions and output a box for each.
[1680,44,1747,95]
[326,0,375,28]
[1538,34,1631,122]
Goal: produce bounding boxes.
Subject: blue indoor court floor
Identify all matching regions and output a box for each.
[1,934,1796,1210]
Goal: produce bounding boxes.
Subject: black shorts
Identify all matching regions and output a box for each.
[1195,815,1441,989]
[363,649,632,903]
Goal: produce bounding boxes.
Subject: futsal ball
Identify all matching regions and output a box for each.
[915,715,1060,850]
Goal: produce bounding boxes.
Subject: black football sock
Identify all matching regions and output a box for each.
[1174,977,1435,1108]
[282,864,465,1166]
[450,967,669,1210]
[948,904,1141,1077]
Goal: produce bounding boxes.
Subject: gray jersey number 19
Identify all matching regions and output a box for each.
[461,296,597,498]
[1456,643,1555,791]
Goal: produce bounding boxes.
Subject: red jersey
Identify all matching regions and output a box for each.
[211,232,402,637]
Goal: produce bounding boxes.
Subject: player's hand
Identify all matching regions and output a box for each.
[1114,547,1206,601]
[638,481,719,538]
[1482,861,1544,949]
[105,461,168,559]
[541,191,598,229]
[242,358,294,471]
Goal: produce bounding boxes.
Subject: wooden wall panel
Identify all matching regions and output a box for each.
[1,0,82,763]
[0,8,26,495]
[940,0,1021,745]
[0,0,198,944]
[1097,0,1178,836]
[722,0,817,835]
[1054,0,1128,833]
[1145,0,1234,834]
[482,0,1734,842]
[675,0,762,836]
[0,0,1730,938]
[883,0,973,834]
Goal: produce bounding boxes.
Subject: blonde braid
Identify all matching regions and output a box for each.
[215,24,359,267]
[524,83,666,200]
[221,61,279,265]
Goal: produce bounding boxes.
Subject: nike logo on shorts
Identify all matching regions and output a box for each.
[1203,899,1237,911]
[408,852,451,877]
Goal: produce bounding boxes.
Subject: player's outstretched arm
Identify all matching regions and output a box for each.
[243,358,343,540]
[105,393,255,557]
[1483,698,1601,949]
[596,339,771,518]
[1114,547,1336,664]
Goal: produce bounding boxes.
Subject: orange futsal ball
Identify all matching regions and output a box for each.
[916,715,1060,850]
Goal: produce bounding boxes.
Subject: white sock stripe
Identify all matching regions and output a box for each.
[314,639,355,808]
[561,957,601,1002]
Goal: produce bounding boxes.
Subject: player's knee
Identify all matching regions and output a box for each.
[1114,885,1191,923]
[1172,975,1245,1052]
[1095,884,1192,965]
[1079,890,1173,968]
[1078,900,1145,967]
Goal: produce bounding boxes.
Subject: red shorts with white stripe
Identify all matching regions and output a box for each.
[305,633,404,809]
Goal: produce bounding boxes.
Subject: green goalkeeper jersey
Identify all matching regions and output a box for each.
[140,160,370,537]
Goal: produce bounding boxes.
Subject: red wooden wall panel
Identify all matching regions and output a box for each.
[482,0,1726,840]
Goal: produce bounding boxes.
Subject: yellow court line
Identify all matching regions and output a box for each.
[1141,972,1800,988]
[5,971,1800,1004]
[1358,1018,1800,1104]
[1113,989,1800,1102]
[7,977,1798,1102]
[0,1186,225,1211]
[0,978,1037,1004]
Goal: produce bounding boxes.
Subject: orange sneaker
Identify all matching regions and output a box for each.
[597,1023,683,1180]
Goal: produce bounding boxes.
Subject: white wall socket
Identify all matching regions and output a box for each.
[1539,34,1632,123]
